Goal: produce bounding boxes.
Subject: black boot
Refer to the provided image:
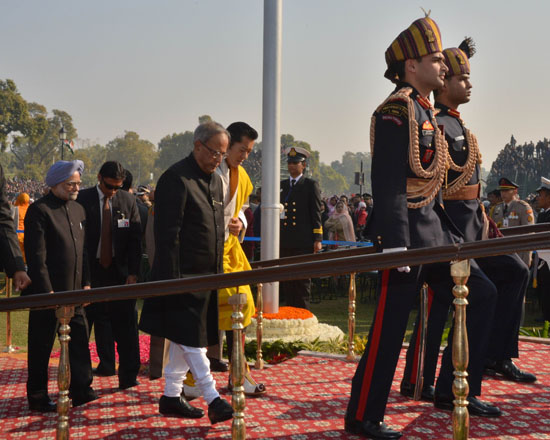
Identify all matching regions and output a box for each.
[159,395,204,418]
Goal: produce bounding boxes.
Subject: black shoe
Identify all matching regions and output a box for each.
[119,380,139,390]
[208,397,233,424]
[159,395,204,418]
[434,394,501,418]
[344,418,402,439]
[208,357,229,372]
[92,367,116,377]
[399,380,434,402]
[71,389,99,407]
[485,359,536,383]
[28,395,57,413]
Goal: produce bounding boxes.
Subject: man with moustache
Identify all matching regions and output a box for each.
[401,39,533,408]
[345,16,498,439]
[23,160,97,411]
[139,121,233,424]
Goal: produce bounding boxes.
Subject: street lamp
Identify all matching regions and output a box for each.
[59,126,67,160]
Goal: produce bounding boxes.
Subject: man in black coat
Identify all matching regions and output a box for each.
[0,164,30,291]
[345,17,498,440]
[23,160,96,411]
[401,40,533,403]
[139,121,233,424]
[535,178,550,319]
[77,161,142,390]
[279,146,322,309]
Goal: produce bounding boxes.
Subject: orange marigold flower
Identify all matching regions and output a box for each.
[253,306,314,320]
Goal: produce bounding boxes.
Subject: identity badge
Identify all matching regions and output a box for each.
[118,219,130,228]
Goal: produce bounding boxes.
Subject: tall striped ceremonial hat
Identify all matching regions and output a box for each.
[385,15,443,67]
[443,38,476,77]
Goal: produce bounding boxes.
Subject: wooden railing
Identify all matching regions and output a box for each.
[0,225,549,440]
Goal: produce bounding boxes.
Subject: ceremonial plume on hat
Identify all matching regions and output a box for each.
[384,12,443,82]
[443,37,476,77]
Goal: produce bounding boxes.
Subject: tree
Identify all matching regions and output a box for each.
[0,79,31,151]
[198,115,212,124]
[105,131,158,185]
[319,163,349,195]
[156,131,194,173]
[10,106,77,177]
[331,151,372,194]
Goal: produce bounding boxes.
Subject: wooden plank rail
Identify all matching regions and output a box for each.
[0,230,549,313]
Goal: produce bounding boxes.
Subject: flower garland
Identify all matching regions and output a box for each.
[253,306,314,321]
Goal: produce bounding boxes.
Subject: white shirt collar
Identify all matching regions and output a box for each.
[290,174,303,184]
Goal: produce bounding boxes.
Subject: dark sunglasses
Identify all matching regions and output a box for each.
[102,179,123,190]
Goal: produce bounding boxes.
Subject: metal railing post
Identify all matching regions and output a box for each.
[346,273,356,361]
[255,283,264,370]
[450,260,471,440]
[229,292,247,440]
[56,305,75,440]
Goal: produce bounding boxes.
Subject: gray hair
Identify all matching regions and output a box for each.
[193,121,230,144]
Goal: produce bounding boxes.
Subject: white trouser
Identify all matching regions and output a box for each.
[163,342,219,404]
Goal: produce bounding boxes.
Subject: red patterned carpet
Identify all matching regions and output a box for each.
[1,341,550,439]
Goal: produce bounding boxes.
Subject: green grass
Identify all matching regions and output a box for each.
[0,274,545,353]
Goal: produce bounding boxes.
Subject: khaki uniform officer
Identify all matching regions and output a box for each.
[491,177,535,267]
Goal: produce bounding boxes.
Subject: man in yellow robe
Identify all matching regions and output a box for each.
[184,122,266,397]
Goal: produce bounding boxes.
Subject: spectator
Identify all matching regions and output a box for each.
[325,200,356,243]
[14,192,30,261]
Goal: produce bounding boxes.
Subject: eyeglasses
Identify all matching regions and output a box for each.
[201,141,227,160]
[101,179,123,191]
[65,181,82,188]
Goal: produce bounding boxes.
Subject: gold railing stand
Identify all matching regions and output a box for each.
[255,283,264,370]
[56,305,75,440]
[450,260,471,440]
[346,273,357,361]
[229,292,247,440]
[3,278,17,353]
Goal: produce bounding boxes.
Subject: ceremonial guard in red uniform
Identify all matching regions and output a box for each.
[401,40,534,406]
[345,17,499,439]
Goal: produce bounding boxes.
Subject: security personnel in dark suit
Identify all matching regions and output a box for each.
[401,40,533,402]
[535,177,550,320]
[0,163,30,291]
[279,146,322,310]
[24,160,96,411]
[77,161,142,390]
[345,17,499,439]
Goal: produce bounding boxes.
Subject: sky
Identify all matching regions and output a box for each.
[2,0,550,168]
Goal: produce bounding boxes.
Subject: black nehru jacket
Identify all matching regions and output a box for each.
[139,153,225,348]
[436,103,483,242]
[22,191,89,295]
[0,164,25,276]
[369,83,461,249]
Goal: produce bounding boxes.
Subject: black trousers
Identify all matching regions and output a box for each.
[27,307,93,400]
[347,261,497,423]
[538,261,550,321]
[280,246,312,309]
[86,260,140,386]
[403,253,529,388]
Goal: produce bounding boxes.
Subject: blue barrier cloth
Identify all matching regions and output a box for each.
[242,236,372,247]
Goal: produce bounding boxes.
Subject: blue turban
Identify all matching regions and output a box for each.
[46,160,84,187]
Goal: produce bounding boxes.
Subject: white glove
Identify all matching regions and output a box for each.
[382,247,411,273]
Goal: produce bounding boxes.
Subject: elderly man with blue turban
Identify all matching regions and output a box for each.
[23,160,98,411]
